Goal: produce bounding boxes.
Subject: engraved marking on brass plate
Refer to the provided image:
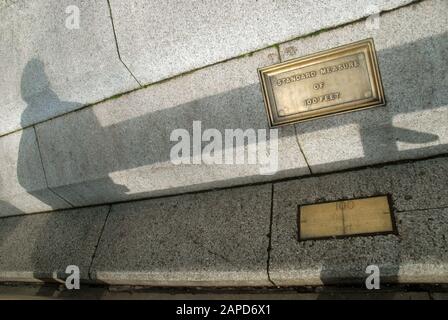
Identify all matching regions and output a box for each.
[258,39,385,127]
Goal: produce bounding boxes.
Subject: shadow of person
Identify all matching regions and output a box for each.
[16,58,128,295]
[19,59,84,128]
[17,58,84,208]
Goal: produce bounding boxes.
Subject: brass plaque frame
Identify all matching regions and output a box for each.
[258,39,385,127]
[297,195,397,241]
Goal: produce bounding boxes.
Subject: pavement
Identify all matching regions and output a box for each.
[0,156,447,287]
[0,0,447,292]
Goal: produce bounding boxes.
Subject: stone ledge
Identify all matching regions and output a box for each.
[0,157,446,286]
[90,184,272,286]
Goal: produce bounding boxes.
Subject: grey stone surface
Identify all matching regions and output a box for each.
[35,48,309,207]
[0,157,446,287]
[0,206,109,282]
[0,0,139,136]
[389,158,448,212]
[279,0,448,173]
[270,157,448,286]
[109,0,412,85]
[395,208,448,283]
[0,128,71,217]
[90,185,271,286]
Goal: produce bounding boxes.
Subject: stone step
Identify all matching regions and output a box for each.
[0,156,446,286]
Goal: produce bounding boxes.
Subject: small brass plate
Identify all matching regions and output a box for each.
[298,195,395,241]
[258,39,385,127]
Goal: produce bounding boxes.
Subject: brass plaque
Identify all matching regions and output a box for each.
[298,195,395,241]
[258,39,385,127]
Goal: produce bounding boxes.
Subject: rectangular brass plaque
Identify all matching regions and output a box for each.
[298,195,394,241]
[258,39,385,127]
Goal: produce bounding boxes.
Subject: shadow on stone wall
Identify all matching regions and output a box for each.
[18,58,130,207]
[30,32,448,205]
[3,58,118,296]
[1,31,447,291]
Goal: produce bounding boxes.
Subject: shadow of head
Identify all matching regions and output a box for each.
[20,58,81,127]
[17,58,130,203]
[20,58,51,106]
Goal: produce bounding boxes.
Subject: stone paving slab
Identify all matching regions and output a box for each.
[270,157,448,286]
[109,0,412,85]
[35,48,309,207]
[279,0,448,173]
[0,0,139,136]
[90,185,272,286]
[0,128,71,217]
[0,206,109,282]
[0,157,446,287]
